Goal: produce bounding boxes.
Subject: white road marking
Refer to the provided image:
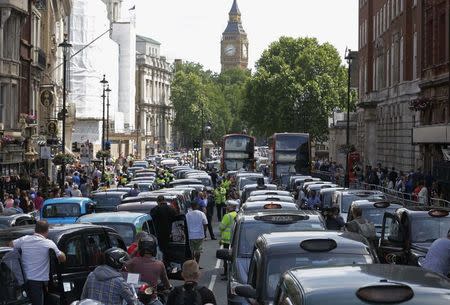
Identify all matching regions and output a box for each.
[208,275,217,291]
[215,256,222,269]
[208,245,223,291]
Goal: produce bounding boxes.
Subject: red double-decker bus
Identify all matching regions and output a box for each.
[268,133,311,185]
[221,134,255,172]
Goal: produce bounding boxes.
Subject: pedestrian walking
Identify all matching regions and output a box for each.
[205,190,216,240]
[186,201,208,264]
[150,195,177,263]
[166,260,216,305]
[11,220,66,305]
[219,200,238,278]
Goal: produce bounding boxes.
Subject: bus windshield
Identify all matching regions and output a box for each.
[224,136,251,151]
[275,134,309,151]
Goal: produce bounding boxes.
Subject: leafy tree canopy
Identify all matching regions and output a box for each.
[243,36,350,141]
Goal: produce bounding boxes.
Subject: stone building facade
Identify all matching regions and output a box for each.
[135,35,174,156]
[357,0,422,172]
[221,0,249,71]
[0,0,72,177]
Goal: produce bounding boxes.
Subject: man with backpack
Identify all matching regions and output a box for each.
[166,260,216,305]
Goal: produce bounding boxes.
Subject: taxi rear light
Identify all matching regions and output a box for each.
[300,239,337,252]
[264,203,282,209]
[373,201,390,208]
[356,283,414,303]
[428,209,449,217]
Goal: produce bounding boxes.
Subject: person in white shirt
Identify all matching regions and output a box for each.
[70,184,83,197]
[186,201,208,264]
[12,220,66,305]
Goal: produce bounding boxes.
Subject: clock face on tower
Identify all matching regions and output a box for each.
[225,44,236,56]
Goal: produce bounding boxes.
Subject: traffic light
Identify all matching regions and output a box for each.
[193,140,201,149]
[72,142,79,152]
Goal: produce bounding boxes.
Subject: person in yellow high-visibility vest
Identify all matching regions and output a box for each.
[219,200,238,278]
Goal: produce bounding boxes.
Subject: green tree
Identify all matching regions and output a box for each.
[215,68,250,133]
[243,36,349,141]
[171,63,250,148]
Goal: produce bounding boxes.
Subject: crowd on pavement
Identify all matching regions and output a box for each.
[314,158,446,204]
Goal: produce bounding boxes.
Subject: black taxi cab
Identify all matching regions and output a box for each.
[346,200,403,236]
[379,207,450,265]
[216,210,325,305]
[234,231,378,305]
[273,264,450,305]
[0,224,126,305]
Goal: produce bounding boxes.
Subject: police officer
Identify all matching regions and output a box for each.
[219,200,238,279]
[214,182,227,221]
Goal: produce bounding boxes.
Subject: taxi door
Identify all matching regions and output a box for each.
[378,213,406,264]
[165,214,192,279]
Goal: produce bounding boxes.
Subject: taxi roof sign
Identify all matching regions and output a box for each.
[300,239,337,252]
[356,282,414,303]
[373,201,390,208]
[428,209,449,217]
[254,214,308,223]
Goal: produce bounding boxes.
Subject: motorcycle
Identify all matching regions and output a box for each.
[136,282,171,305]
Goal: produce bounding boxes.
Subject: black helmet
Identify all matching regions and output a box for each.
[138,235,158,257]
[104,247,129,270]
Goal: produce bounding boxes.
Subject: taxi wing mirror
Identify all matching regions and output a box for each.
[216,249,232,261]
[235,284,257,299]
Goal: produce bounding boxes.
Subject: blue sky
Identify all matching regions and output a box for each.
[129,0,358,72]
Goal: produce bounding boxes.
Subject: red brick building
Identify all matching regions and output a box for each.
[412,0,449,192]
[357,0,422,172]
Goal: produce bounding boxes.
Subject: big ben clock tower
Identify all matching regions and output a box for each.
[221,0,249,72]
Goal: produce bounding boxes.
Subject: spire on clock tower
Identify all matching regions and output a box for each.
[221,0,249,72]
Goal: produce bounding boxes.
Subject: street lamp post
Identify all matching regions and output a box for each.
[344,49,357,188]
[105,85,111,144]
[100,75,108,181]
[58,37,72,189]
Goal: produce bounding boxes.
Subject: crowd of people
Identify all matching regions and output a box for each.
[314,159,446,205]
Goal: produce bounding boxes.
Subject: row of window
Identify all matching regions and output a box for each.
[360,30,418,94]
[373,0,404,41]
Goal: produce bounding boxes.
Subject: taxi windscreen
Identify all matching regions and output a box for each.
[238,221,324,256]
[411,217,450,243]
[362,207,398,225]
[42,203,81,218]
[93,196,122,208]
[265,254,373,299]
[341,194,385,213]
[99,223,135,245]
